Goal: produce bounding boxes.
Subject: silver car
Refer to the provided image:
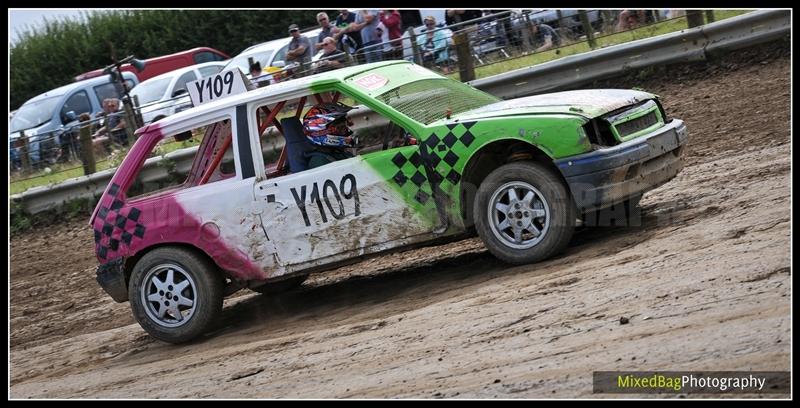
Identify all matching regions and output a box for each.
[130,61,227,125]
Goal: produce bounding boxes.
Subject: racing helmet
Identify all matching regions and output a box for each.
[302,102,355,147]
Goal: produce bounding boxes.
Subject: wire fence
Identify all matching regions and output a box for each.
[252,10,696,84]
[9,92,197,184]
[10,9,707,189]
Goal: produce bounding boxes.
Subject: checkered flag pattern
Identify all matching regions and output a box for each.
[93,183,147,260]
[388,121,477,204]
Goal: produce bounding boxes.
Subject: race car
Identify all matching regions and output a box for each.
[91,60,688,343]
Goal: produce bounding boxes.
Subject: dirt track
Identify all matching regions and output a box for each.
[9,40,791,398]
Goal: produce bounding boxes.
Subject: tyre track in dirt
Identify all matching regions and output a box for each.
[9,39,790,398]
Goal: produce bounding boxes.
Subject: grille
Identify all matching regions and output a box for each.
[614,110,659,139]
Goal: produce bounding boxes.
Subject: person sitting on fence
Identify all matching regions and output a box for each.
[334,10,363,54]
[532,22,561,53]
[57,112,93,163]
[616,9,647,32]
[314,12,336,51]
[314,37,348,73]
[417,16,450,72]
[92,98,128,147]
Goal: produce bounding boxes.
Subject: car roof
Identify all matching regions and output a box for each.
[140,61,228,84]
[240,38,289,55]
[141,60,408,134]
[238,28,322,55]
[25,71,138,104]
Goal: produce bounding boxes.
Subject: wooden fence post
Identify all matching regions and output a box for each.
[407,27,422,65]
[686,10,705,28]
[78,114,96,175]
[579,10,597,49]
[453,31,475,82]
[19,130,30,174]
[122,99,137,143]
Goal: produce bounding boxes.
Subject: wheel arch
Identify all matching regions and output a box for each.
[459,138,570,225]
[123,242,226,290]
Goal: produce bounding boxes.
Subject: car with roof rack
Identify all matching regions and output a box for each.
[91,60,687,343]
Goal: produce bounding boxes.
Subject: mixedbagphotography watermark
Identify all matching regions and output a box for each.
[593,371,790,394]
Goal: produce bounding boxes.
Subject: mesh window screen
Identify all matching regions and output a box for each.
[377,79,499,124]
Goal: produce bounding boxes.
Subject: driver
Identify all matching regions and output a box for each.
[302,101,356,168]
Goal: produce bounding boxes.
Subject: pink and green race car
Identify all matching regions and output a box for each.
[91,61,688,342]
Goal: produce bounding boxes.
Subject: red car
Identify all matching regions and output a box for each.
[74,47,229,83]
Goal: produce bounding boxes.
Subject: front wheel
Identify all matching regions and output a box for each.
[474,161,575,265]
[129,247,224,344]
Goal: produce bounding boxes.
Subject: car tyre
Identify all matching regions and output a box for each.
[129,247,223,344]
[474,161,575,265]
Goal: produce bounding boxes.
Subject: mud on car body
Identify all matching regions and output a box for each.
[90,60,688,343]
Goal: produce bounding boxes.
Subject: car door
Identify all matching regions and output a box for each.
[254,154,443,268]
[249,104,441,269]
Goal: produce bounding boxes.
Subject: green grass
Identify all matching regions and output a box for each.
[9,159,119,195]
[9,135,206,196]
[9,10,752,196]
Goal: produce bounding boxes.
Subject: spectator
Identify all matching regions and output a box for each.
[249,62,269,88]
[445,9,484,26]
[664,10,686,19]
[314,37,347,73]
[375,24,395,61]
[334,10,363,54]
[532,22,561,52]
[379,9,403,60]
[616,9,647,32]
[490,9,518,48]
[348,9,382,64]
[285,24,313,66]
[315,12,336,51]
[417,16,450,72]
[446,9,481,26]
[249,61,262,77]
[92,98,128,147]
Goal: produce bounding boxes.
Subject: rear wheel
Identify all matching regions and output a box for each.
[474,161,575,264]
[129,247,223,344]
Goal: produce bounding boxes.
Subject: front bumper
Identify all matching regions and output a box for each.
[96,258,128,303]
[555,119,688,212]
